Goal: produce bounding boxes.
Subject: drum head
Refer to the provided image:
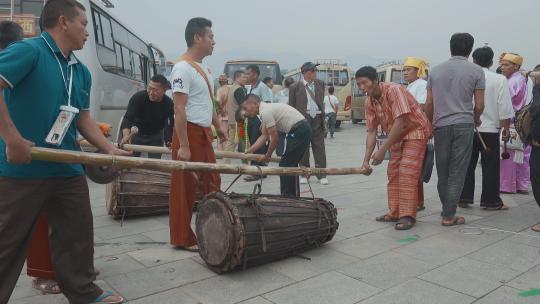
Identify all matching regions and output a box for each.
[196,197,241,271]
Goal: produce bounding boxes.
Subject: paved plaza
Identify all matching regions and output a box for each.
[10,123,540,304]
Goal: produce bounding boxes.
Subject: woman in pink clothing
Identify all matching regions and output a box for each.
[499,53,531,194]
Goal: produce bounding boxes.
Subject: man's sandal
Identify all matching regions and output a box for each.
[32,278,61,294]
[175,244,199,252]
[441,216,465,226]
[375,215,397,222]
[91,291,124,304]
[482,204,509,211]
[531,224,540,233]
[395,217,416,230]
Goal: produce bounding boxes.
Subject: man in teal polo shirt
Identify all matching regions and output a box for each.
[0,0,127,303]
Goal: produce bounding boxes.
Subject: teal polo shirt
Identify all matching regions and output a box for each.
[0,32,92,178]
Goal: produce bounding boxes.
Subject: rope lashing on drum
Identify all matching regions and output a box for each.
[249,168,267,253]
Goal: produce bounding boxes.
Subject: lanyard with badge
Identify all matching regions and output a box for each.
[41,34,80,146]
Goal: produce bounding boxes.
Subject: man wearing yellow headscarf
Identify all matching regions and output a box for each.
[499,52,531,194]
[403,57,428,212]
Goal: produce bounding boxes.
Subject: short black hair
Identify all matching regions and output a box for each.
[355,66,378,81]
[151,74,171,89]
[245,93,261,102]
[450,33,474,57]
[496,66,502,74]
[535,64,540,70]
[284,77,295,88]
[328,86,335,94]
[472,46,494,68]
[246,65,260,76]
[262,77,273,85]
[41,0,86,30]
[185,17,212,48]
[233,70,244,80]
[0,21,23,50]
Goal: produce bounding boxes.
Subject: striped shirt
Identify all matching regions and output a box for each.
[365,82,431,140]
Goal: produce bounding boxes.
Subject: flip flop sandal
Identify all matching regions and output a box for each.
[375,215,397,222]
[395,217,416,230]
[441,216,465,226]
[482,204,509,211]
[531,224,540,233]
[32,278,61,294]
[91,291,124,304]
[175,245,199,252]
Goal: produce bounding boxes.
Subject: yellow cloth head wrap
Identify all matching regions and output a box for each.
[499,52,523,66]
[403,57,428,78]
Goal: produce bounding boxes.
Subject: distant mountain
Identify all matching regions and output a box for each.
[164,49,389,77]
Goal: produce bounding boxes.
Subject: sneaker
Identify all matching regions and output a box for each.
[319,178,329,185]
[300,177,308,184]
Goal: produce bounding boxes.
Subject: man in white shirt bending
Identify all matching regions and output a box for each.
[459,46,513,210]
[243,94,311,196]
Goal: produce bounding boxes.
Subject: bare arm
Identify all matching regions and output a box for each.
[264,126,279,158]
[77,111,129,155]
[173,92,190,160]
[473,89,485,126]
[247,125,269,153]
[363,128,377,169]
[425,87,434,123]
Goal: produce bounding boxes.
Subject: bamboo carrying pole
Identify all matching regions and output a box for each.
[78,140,281,163]
[31,147,371,177]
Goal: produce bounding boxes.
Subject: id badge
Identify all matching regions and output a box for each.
[45,105,79,146]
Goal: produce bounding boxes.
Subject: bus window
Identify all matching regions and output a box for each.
[114,42,123,73]
[132,53,143,81]
[121,46,132,76]
[377,72,386,82]
[99,14,114,50]
[92,10,104,45]
[390,69,404,84]
[339,70,349,86]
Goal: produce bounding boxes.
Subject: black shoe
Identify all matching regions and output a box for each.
[458,201,472,208]
[244,175,261,182]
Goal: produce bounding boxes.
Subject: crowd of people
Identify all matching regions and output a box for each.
[0,1,539,303]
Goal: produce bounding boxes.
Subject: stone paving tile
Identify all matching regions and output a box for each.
[419,257,522,298]
[94,253,145,279]
[9,275,41,301]
[146,258,217,288]
[94,217,168,240]
[475,203,540,232]
[472,286,540,304]
[263,271,380,304]
[334,215,389,239]
[94,234,159,259]
[237,297,275,304]
[507,264,540,291]
[127,288,200,304]
[338,251,437,290]
[329,232,405,259]
[393,225,509,266]
[103,267,176,300]
[180,266,295,304]
[141,227,170,243]
[376,221,452,241]
[8,280,113,304]
[127,246,198,267]
[266,246,359,281]
[466,239,540,272]
[93,214,120,229]
[505,231,540,248]
[358,279,475,304]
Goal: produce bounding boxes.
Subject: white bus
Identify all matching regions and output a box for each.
[0,0,165,140]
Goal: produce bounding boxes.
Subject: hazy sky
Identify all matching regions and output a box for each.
[110,0,539,72]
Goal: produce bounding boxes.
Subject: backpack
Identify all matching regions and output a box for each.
[515,101,533,145]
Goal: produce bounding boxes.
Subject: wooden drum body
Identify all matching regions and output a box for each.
[106,169,171,219]
[196,192,339,273]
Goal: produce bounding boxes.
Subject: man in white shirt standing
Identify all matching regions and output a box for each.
[404,56,428,212]
[168,17,227,252]
[459,46,513,210]
[323,86,339,138]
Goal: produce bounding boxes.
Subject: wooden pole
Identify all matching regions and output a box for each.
[31,147,371,177]
[78,140,281,163]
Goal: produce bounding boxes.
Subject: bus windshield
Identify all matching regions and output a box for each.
[317,69,349,86]
[224,63,282,84]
